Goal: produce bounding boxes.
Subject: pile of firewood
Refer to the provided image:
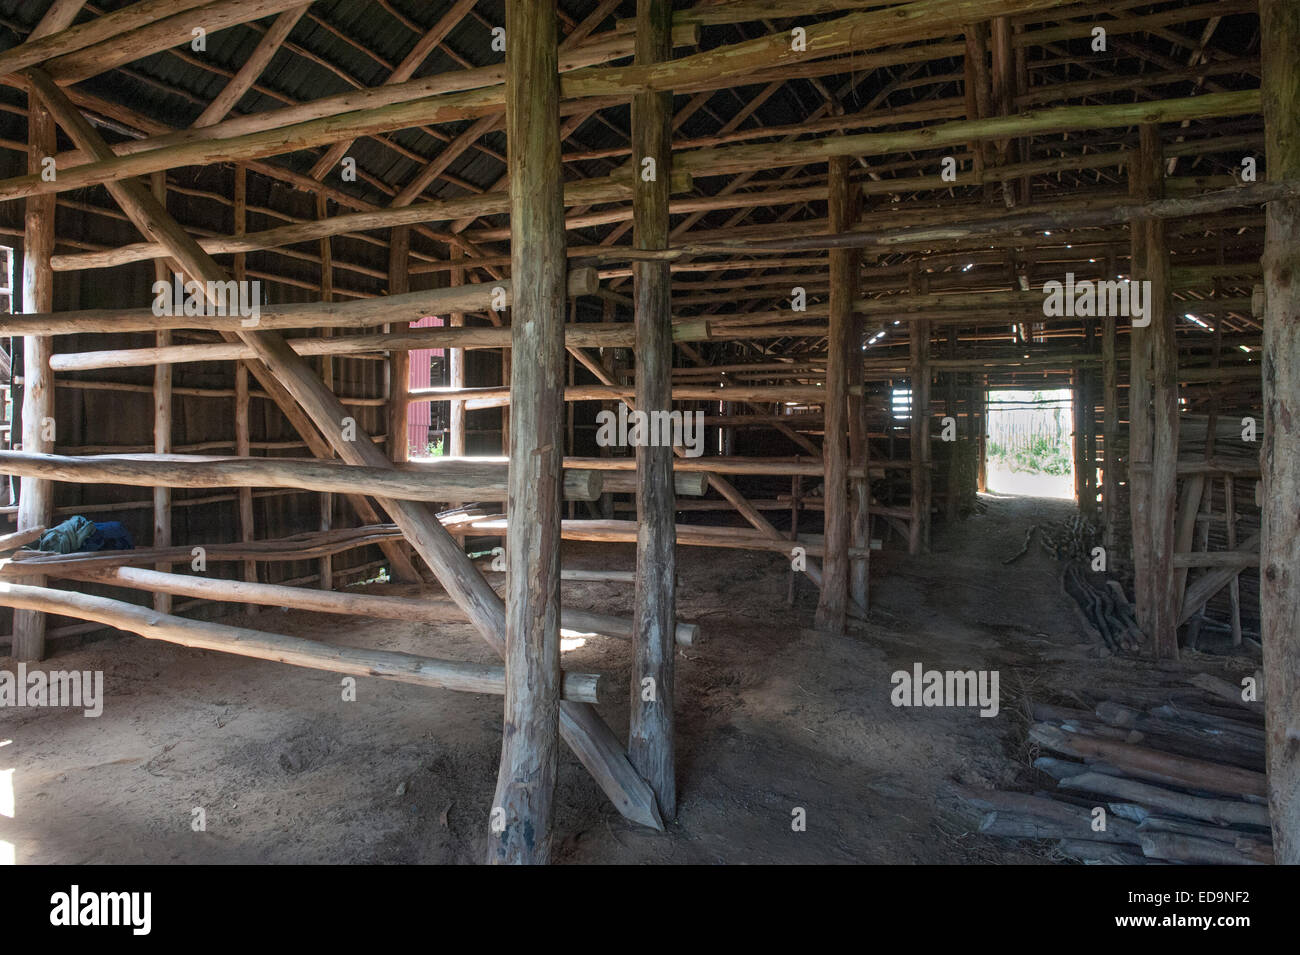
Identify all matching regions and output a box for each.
[945,683,1270,864]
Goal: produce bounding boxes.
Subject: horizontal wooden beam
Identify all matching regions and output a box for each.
[49,174,690,272]
[416,383,832,408]
[1,268,600,337]
[0,451,605,502]
[464,517,873,559]
[51,564,697,648]
[671,90,1261,179]
[47,318,714,370]
[626,178,1297,260]
[0,579,604,702]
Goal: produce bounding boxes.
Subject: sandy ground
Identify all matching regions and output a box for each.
[0,494,1258,864]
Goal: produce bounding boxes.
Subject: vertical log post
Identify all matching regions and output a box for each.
[448,244,466,457]
[233,164,257,592]
[151,172,172,613]
[13,76,57,661]
[909,319,931,555]
[945,329,960,525]
[1260,0,1300,865]
[976,374,988,493]
[1101,311,1118,548]
[317,193,334,589]
[628,0,676,821]
[849,296,869,611]
[1128,130,1156,640]
[388,226,411,464]
[489,0,565,864]
[1130,125,1179,658]
[815,155,852,631]
[1224,473,1243,646]
[1072,366,1086,507]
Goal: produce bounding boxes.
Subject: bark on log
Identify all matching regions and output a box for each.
[1030,724,1267,798]
[946,784,1140,844]
[1138,831,1270,865]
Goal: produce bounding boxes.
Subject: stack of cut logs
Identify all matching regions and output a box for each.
[946,682,1270,864]
[1061,563,1143,653]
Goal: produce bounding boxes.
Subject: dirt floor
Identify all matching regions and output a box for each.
[0,494,1261,864]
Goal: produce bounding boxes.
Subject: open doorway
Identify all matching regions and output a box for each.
[984,388,1074,499]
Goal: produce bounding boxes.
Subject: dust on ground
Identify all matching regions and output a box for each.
[0,494,1257,863]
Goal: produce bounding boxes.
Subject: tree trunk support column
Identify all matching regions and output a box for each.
[1260,0,1300,865]
[13,78,56,661]
[909,319,931,555]
[628,0,676,822]
[490,0,566,864]
[815,155,853,631]
[1130,124,1178,658]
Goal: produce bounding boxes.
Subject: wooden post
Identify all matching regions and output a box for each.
[628,0,676,821]
[1260,0,1300,865]
[1071,366,1085,507]
[13,77,57,661]
[151,172,172,613]
[317,192,334,589]
[1130,125,1179,658]
[1101,311,1118,548]
[388,226,411,464]
[909,319,931,555]
[233,163,257,591]
[945,329,960,525]
[976,374,987,493]
[490,0,564,864]
[848,206,868,613]
[1128,130,1155,640]
[448,244,466,457]
[815,154,852,631]
[1224,474,1242,646]
[1082,323,1096,516]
